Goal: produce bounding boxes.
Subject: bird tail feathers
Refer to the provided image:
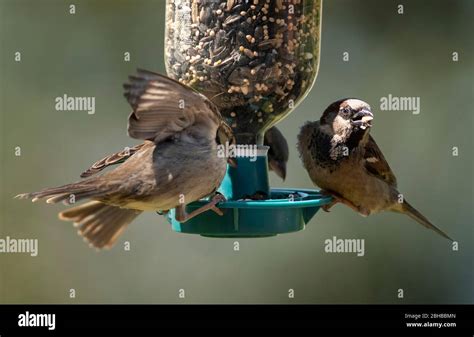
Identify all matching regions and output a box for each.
[59,201,142,249]
[399,201,453,241]
[15,178,109,205]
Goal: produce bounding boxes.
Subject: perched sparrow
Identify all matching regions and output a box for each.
[264,126,289,180]
[297,98,452,240]
[16,69,234,249]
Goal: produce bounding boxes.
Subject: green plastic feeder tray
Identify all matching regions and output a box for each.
[165,146,332,238]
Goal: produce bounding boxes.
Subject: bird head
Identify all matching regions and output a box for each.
[320,98,374,138]
[264,127,289,180]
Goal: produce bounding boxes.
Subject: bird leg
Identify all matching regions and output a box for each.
[321,191,361,214]
[175,193,226,223]
[321,198,339,212]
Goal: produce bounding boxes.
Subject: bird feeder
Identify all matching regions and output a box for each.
[164,0,330,237]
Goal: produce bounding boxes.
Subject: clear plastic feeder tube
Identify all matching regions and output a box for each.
[165,0,322,144]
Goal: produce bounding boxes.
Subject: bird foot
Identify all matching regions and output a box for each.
[320,190,338,212]
[320,192,362,215]
[175,193,227,222]
[207,193,227,216]
[322,199,338,212]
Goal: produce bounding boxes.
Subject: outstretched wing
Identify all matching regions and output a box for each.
[363,135,398,187]
[124,69,223,143]
[80,143,148,178]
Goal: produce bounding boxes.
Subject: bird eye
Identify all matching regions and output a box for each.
[341,107,351,117]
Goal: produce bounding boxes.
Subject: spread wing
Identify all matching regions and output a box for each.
[124,69,223,143]
[363,135,397,187]
[80,143,148,178]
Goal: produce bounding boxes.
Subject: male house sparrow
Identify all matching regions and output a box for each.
[264,126,289,180]
[297,98,452,240]
[16,69,234,249]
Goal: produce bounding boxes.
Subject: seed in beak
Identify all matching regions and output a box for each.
[352,109,373,121]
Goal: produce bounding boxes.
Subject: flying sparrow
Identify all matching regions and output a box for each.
[264,126,289,180]
[16,69,235,249]
[297,98,452,240]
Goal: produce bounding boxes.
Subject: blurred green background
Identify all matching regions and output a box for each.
[0,0,472,304]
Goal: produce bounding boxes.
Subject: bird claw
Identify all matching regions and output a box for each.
[321,194,366,216]
[322,200,338,212]
[211,206,224,216]
[320,191,338,212]
[174,193,227,222]
[322,204,333,212]
[209,193,226,216]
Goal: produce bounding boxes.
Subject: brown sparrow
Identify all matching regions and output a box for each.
[297,98,452,240]
[264,126,289,180]
[16,69,234,249]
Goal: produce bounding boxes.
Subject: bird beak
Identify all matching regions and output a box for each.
[351,109,373,129]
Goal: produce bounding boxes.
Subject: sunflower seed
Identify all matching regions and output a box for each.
[223,14,241,26]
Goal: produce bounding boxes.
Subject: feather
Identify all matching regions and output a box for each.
[363,135,398,187]
[59,201,142,249]
[124,69,227,144]
[395,201,453,241]
[80,143,147,178]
